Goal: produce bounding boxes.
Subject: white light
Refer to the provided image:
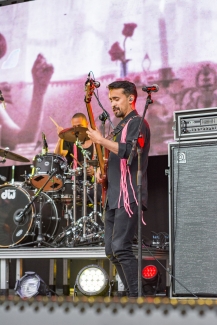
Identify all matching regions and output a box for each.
[77,265,109,296]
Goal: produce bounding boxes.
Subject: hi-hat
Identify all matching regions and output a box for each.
[0,148,30,162]
[59,126,88,143]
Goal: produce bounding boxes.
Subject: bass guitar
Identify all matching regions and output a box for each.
[84,79,108,206]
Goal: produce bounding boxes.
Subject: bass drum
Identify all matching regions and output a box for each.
[0,184,59,248]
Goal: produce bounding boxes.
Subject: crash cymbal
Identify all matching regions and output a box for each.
[59,126,88,143]
[0,148,30,162]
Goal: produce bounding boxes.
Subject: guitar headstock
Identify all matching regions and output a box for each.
[84,80,95,103]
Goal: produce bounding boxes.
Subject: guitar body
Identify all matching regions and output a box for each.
[84,81,108,206]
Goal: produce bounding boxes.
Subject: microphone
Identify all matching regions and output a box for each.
[92,80,100,88]
[0,174,6,182]
[86,73,100,88]
[15,211,24,223]
[42,132,48,154]
[142,84,159,93]
[0,90,6,109]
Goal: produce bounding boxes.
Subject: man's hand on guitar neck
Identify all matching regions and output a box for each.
[95,167,102,183]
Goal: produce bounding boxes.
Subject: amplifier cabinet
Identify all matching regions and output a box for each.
[168,139,217,297]
[173,107,217,141]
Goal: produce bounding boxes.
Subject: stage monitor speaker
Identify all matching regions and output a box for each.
[169,139,217,297]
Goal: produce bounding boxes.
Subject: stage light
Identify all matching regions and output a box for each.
[142,265,158,281]
[14,271,51,298]
[142,265,161,295]
[75,265,109,296]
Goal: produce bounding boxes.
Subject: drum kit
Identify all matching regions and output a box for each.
[0,127,104,248]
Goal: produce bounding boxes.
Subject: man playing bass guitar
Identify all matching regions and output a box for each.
[87,80,150,297]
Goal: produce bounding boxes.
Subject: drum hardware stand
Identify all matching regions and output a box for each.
[72,169,77,223]
[88,158,102,223]
[76,140,91,240]
[12,168,57,248]
[53,142,105,248]
[82,156,104,245]
[86,155,104,244]
[78,142,104,244]
[62,199,73,247]
[11,165,15,184]
[63,204,73,225]
[63,166,82,225]
[53,163,82,248]
[63,203,72,251]
[69,146,83,224]
[71,167,79,224]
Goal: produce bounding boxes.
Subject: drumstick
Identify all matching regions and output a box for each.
[70,154,82,167]
[49,116,60,128]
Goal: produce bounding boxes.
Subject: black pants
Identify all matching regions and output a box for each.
[105,202,138,297]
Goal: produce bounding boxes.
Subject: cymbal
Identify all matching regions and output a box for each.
[59,126,88,143]
[0,148,30,162]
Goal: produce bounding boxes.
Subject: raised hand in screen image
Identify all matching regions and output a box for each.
[0,33,54,150]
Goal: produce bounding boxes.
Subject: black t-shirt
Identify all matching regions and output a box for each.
[107,110,150,210]
[63,141,94,167]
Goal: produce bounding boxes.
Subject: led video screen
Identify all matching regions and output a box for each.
[0,0,216,166]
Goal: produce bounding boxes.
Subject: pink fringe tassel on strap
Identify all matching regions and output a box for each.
[118,119,146,225]
[118,120,138,217]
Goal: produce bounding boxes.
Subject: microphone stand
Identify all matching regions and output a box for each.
[93,92,115,130]
[127,92,153,297]
[13,169,57,248]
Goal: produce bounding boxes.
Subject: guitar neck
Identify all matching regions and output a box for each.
[85,101,104,174]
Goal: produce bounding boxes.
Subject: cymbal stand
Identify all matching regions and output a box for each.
[66,166,83,225]
[87,159,104,245]
[76,140,91,239]
[36,195,46,245]
[63,204,72,226]
[89,159,100,223]
[12,169,57,248]
[61,204,72,248]
[72,168,77,223]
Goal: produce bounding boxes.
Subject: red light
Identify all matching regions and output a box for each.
[138,135,144,148]
[142,265,158,280]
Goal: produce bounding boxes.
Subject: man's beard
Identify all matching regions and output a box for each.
[113,107,124,118]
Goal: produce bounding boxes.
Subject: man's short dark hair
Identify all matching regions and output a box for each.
[72,112,87,120]
[108,80,137,102]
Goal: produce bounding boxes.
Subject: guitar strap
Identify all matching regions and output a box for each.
[106,115,139,141]
[102,115,139,212]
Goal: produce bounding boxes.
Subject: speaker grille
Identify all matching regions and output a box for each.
[170,140,217,296]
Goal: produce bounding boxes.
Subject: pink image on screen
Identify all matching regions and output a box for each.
[0,0,216,165]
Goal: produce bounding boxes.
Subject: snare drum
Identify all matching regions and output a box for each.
[30,153,67,192]
[0,184,59,247]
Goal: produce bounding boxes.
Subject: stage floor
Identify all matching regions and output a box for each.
[1,294,217,325]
